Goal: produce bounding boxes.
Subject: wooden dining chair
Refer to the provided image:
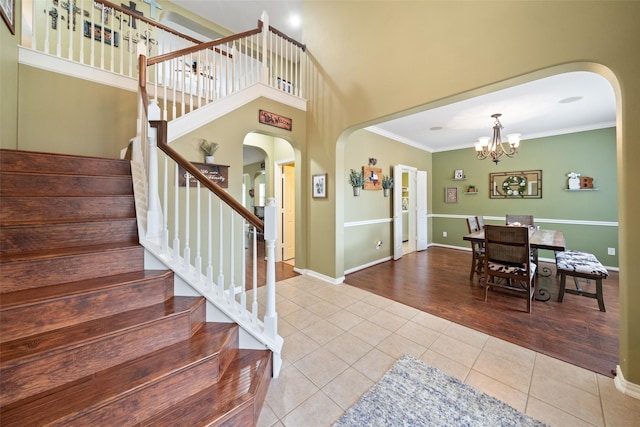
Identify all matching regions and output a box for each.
[483,225,537,312]
[506,214,534,227]
[476,215,485,229]
[466,217,485,281]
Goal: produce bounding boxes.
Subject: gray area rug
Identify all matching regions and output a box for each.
[334,355,548,427]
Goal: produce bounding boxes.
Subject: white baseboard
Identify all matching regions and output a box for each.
[615,365,640,400]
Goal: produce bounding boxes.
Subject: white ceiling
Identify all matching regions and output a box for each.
[174,2,616,155]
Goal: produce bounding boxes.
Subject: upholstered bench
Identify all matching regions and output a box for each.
[555,250,608,312]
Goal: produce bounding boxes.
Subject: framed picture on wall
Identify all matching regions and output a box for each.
[445,187,458,203]
[312,173,327,199]
[0,0,15,34]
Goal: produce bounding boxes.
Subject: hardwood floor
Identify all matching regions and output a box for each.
[344,246,619,378]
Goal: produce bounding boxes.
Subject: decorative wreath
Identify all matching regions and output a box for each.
[502,175,527,196]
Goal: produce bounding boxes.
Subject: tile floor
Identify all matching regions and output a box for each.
[253,275,640,427]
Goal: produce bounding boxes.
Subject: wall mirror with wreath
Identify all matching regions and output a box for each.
[489,170,542,199]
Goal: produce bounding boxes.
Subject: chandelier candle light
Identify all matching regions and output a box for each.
[475,113,521,164]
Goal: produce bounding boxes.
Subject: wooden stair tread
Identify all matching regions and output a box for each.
[141,349,272,427]
[0,270,172,309]
[0,149,132,176]
[0,323,238,426]
[1,296,203,365]
[0,241,141,263]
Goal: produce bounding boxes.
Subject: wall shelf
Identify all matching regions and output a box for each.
[451,178,467,181]
[464,191,479,195]
[565,188,599,191]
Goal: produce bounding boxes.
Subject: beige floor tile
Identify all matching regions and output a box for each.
[301,319,345,346]
[598,374,640,427]
[367,309,408,332]
[324,309,365,331]
[282,330,321,363]
[385,301,422,319]
[410,310,451,332]
[534,353,599,396]
[395,319,442,348]
[362,292,395,309]
[256,402,279,427]
[442,322,489,349]
[530,372,604,427]
[265,364,320,419]
[333,283,371,299]
[375,333,427,360]
[323,367,375,410]
[312,287,360,308]
[348,319,392,346]
[289,292,323,309]
[283,308,322,331]
[344,300,381,319]
[472,349,533,393]
[274,298,304,317]
[277,317,298,338]
[294,348,350,388]
[352,348,396,382]
[306,299,342,318]
[419,349,471,382]
[429,333,482,368]
[482,336,536,368]
[281,390,345,427]
[323,332,373,365]
[526,397,596,427]
[465,369,528,412]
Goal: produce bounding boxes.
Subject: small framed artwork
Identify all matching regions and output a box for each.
[445,187,458,203]
[454,169,464,180]
[312,173,328,199]
[0,0,15,34]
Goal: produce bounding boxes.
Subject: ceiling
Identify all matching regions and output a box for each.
[173,2,616,156]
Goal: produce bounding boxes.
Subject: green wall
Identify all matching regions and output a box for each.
[343,129,432,271]
[431,128,618,266]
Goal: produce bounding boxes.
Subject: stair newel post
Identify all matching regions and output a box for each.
[228,213,236,306]
[260,11,270,85]
[173,163,180,260]
[162,155,169,254]
[217,201,225,298]
[263,197,278,339]
[146,99,162,244]
[207,193,214,288]
[194,180,202,281]
[183,172,191,271]
[240,218,247,317]
[251,226,258,326]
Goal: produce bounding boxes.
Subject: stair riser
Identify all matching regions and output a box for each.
[59,353,224,426]
[1,300,206,405]
[1,276,172,342]
[0,219,138,256]
[0,247,144,293]
[0,173,134,197]
[0,150,131,176]
[0,196,136,224]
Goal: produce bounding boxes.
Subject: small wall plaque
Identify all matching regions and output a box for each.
[178,163,229,188]
[259,110,292,131]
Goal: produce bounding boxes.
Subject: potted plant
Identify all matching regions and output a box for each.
[467,185,476,193]
[348,169,364,196]
[199,140,219,164]
[382,175,394,197]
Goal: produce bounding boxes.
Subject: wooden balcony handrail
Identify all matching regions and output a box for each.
[148,24,264,65]
[94,0,203,44]
[150,120,264,232]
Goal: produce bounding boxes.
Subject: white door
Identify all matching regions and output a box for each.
[416,170,428,251]
[282,164,295,260]
[393,165,403,260]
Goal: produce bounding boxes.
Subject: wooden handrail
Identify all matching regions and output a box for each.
[148,25,263,66]
[150,120,264,232]
[264,21,306,51]
[94,0,203,44]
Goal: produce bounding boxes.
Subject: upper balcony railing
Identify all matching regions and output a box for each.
[21,0,306,123]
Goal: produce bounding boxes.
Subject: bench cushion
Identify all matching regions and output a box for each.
[556,250,609,278]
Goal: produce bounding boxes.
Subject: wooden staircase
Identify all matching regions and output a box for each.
[0,149,271,426]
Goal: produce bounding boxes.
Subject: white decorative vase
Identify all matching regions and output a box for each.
[383,188,389,197]
[353,186,361,196]
[205,156,215,164]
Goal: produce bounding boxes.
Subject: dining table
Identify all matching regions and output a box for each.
[463,227,566,300]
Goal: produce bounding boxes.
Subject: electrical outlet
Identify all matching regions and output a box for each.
[608,247,615,256]
[442,231,447,237]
